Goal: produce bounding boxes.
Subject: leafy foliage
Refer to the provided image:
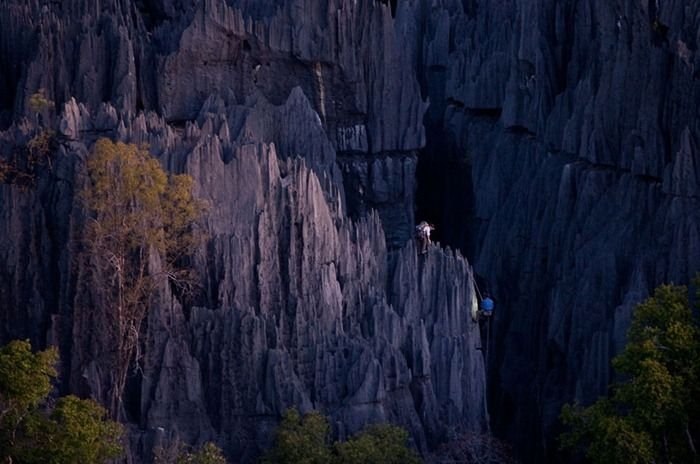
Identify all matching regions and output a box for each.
[26,129,55,170]
[262,409,333,464]
[262,409,421,464]
[560,283,700,463]
[0,129,55,188]
[28,90,53,115]
[31,396,124,464]
[155,440,228,464]
[82,138,205,416]
[335,424,422,464]
[0,90,55,188]
[0,340,123,464]
[180,442,228,464]
[0,340,57,421]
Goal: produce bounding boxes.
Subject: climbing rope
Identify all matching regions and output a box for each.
[470,271,484,301]
[485,315,491,372]
[469,270,490,371]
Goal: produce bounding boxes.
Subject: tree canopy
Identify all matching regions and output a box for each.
[262,408,422,464]
[262,409,333,464]
[0,340,123,464]
[82,138,204,416]
[155,441,228,464]
[335,423,422,464]
[560,283,700,463]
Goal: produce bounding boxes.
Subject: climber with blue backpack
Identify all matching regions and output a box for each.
[480,295,494,317]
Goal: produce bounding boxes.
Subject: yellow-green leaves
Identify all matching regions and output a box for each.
[335,424,422,464]
[262,409,333,464]
[178,442,228,464]
[262,409,421,464]
[85,139,168,253]
[82,138,204,416]
[42,396,124,464]
[84,138,203,263]
[28,90,53,115]
[0,340,123,464]
[0,340,57,418]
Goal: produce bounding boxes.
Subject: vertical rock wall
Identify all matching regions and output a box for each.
[421,0,700,460]
[0,1,488,462]
[2,0,700,462]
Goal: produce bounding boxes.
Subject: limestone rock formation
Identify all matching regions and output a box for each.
[2,0,700,462]
[0,1,486,462]
[421,0,700,460]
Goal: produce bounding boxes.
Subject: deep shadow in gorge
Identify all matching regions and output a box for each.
[415,130,475,256]
[414,64,537,459]
[415,68,476,261]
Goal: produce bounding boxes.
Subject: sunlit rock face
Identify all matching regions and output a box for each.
[0,1,487,462]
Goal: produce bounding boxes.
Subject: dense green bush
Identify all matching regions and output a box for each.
[560,282,700,463]
[262,408,422,464]
[0,340,123,464]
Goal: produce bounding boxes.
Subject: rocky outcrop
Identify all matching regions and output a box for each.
[420,0,700,460]
[1,96,487,462]
[3,0,700,462]
[0,1,487,455]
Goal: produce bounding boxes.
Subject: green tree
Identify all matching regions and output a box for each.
[82,138,204,417]
[560,283,700,463]
[0,340,123,464]
[25,396,124,464]
[26,129,55,171]
[27,90,54,170]
[0,340,57,453]
[155,440,228,464]
[28,89,52,116]
[180,442,228,464]
[262,409,333,464]
[335,424,421,464]
[262,409,422,464]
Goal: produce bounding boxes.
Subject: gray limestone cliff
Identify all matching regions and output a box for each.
[420,0,700,461]
[1,0,700,462]
[0,1,486,462]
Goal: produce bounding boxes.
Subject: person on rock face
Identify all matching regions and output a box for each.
[481,294,494,316]
[416,221,434,254]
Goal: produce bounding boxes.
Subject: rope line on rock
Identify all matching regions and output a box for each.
[470,270,491,372]
[470,271,483,301]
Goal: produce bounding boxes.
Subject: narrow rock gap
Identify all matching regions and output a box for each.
[415,151,470,253]
[415,116,476,261]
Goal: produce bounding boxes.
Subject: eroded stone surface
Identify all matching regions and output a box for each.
[2,0,700,462]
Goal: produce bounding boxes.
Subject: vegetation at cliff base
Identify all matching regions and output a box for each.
[0,340,123,464]
[262,408,422,464]
[81,138,204,417]
[154,440,227,464]
[560,283,700,463]
[335,423,422,464]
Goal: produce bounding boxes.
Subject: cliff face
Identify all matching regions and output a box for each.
[0,0,486,462]
[2,0,700,462]
[420,0,700,460]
